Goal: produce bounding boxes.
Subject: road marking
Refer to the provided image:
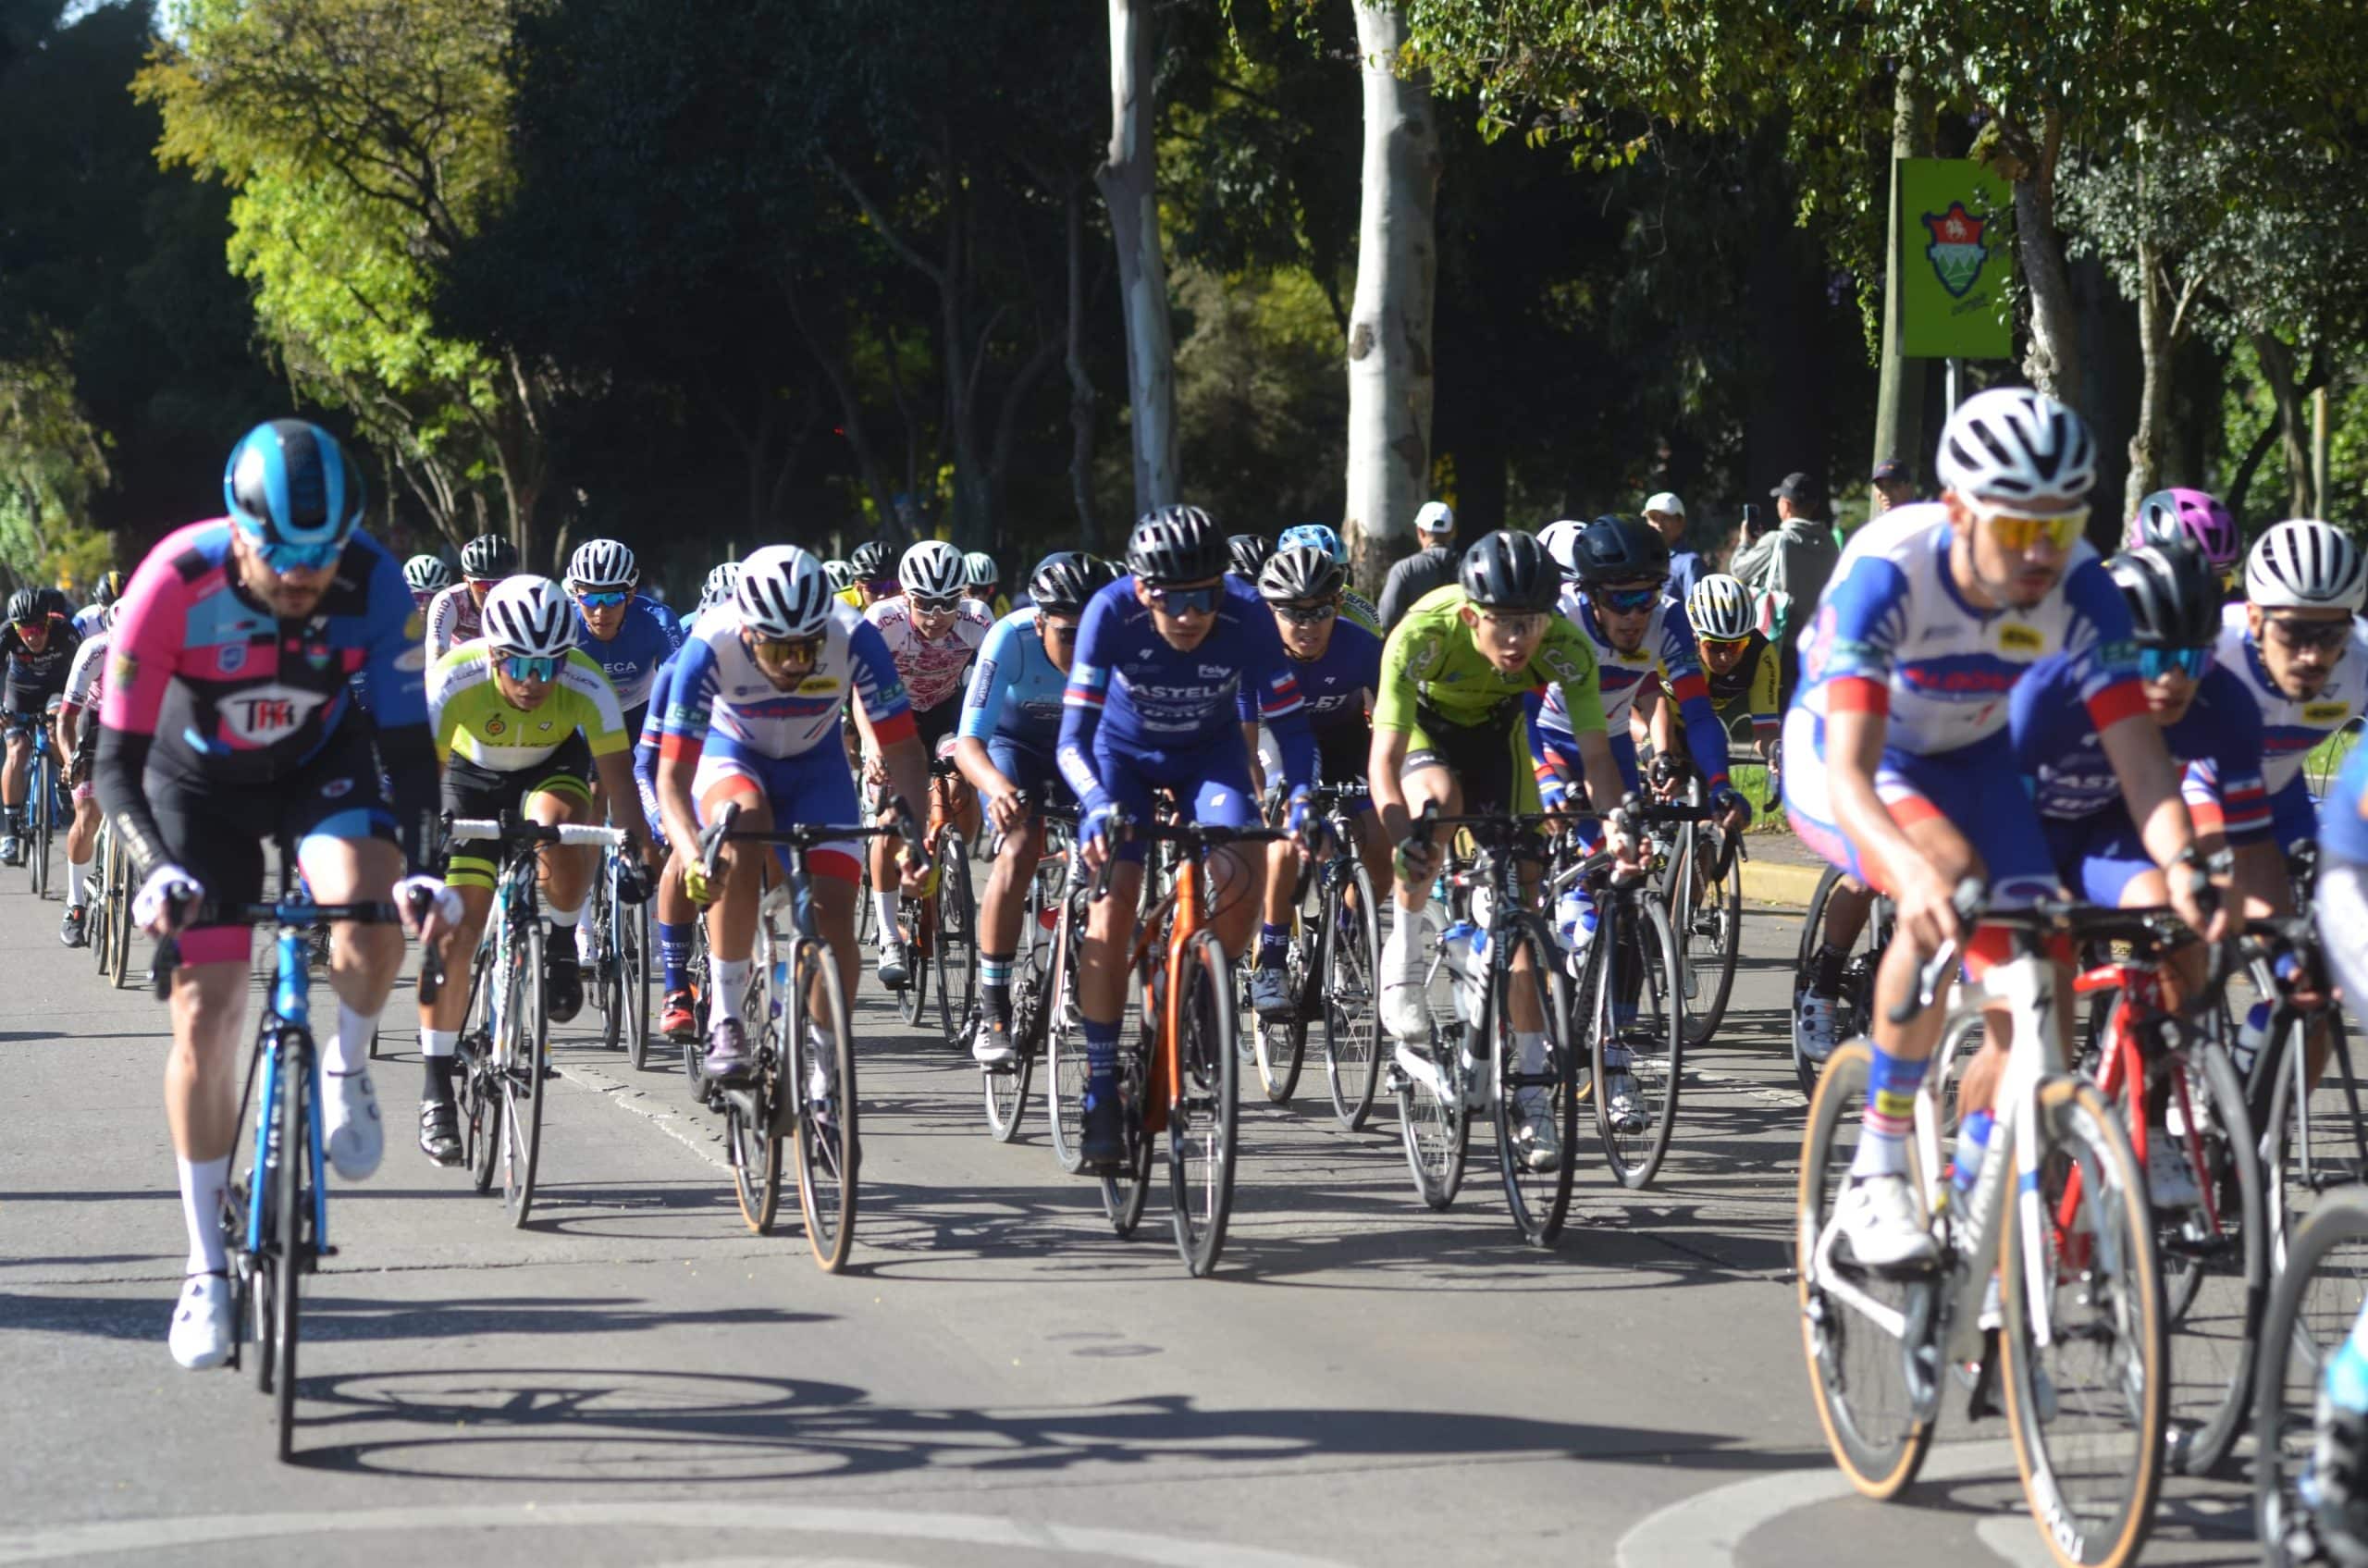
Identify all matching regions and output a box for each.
[0,1502,1353,1568]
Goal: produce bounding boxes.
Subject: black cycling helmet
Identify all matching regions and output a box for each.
[848,539,893,581]
[460,533,518,580]
[1227,533,1272,579]
[1257,545,1345,603]
[6,587,41,625]
[35,586,70,621]
[1126,504,1227,586]
[1458,530,1560,612]
[2108,541,2220,649]
[1028,550,1118,614]
[1571,513,1670,586]
[92,569,126,608]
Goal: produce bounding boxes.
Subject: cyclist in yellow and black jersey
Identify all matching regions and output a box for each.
[1649,573,1781,766]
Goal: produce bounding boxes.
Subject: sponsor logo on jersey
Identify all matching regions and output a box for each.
[220,683,324,745]
[404,611,425,640]
[796,676,843,695]
[218,644,247,674]
[109,652,138,690]
[322,776,353,798]
[394,645,427,673]
[487,716,506,735]
[2305,700,2351,723]
[1997,623,2043,653]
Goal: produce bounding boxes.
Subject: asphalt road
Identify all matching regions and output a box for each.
[0,850,2262,1568]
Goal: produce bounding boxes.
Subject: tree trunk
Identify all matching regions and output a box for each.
[1341,1,1439,597]
[1095,0,1178,518]
[2252,330,2320,518]
[1063,181,1101,551]
[2124,226,2176,522]
[2011,109,2082,408]
[781,270,898,531]
[1872,65,1932,484]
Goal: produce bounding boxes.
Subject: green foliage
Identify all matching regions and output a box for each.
[0,330,111,586]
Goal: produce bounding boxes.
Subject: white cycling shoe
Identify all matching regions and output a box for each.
[169,1273,234,1370]
[1834,1172,1938,1267]
[1514,1087,1561,1171]
[325,1068,383,1181]
[1795,993,1840,1065]
[2147,1140,2203,1209]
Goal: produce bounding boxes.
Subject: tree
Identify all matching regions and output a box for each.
[1100,0,1180,517]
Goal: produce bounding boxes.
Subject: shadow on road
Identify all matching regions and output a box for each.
[0,1290,826,1346]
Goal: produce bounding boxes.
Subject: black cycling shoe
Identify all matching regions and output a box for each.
[1079,1085,1127,1171]
[418,1099,463,1167]
[545,945,584,1023]
[58,905,88,948]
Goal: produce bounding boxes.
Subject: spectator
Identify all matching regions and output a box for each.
[1643,491,1706,604]
[1729,471,1841,697]
[1870,457,1915,517]
[1377,500,1459,629]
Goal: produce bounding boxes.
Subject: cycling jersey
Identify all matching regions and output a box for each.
[1689,631,1782,741]
[2009,652,2270,842]
[1375,585,1605,735]
[60,630,107,716]
[1536,589,1733,791]
[961,608,1067,747]
[660,600,912,764]
[2,613,80,713]
[572,595,683,710]
[424,581,484,661]
[1236,615,1383,732]
[71,603,105,639]
[865,594,992,713]
[2213,602,2368,798]
[430,643,628,772]
[2321,740,2368,867]
[1342,588,1383,637]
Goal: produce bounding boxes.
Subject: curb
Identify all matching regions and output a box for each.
[1738,856,1823,909]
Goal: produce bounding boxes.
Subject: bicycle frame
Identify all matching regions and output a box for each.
[245,924,328,1260]
[2073,953,2224,1241]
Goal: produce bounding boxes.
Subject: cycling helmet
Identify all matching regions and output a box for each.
[1227,533,1272,578]
[1028,550,1118,614]
[962,549,999,589]
[6,587,41,624]
[735,544,834,636]
[1277,523,1348,565]
[2246,519,2368,611]
[1571,514,1671,586]
[1935,386,2096,506]
[2107,543,2220,649]
[823,559,856,594]
[2128,488,2239,570]
[222,418,365,556]
[460,533,518,579]
[1458,530,1560,612]
[1257,545,1346,604]
[1685,574,1758,642]
[1536,519,1585,579]
[480,575,576,658]
[92,569,125,608]
[567,537,637,588]
[700,561,743,611]
[848,539,893,582]
[35,586,68,620]
[900,539,968,599]
[1126,504,1226,585]
[402,554,451,595]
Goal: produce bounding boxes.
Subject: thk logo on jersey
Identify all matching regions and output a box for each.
[221,683,323,744]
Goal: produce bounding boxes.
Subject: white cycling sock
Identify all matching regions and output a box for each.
[67,851,92,907]
[712,958,751,1025]
[179,1154,229,1275]
[874,890,899,943]
[325,1000,376,1077]
[1383,907,1432,977]
[420,1028,459,1058]
[549,900,582,928]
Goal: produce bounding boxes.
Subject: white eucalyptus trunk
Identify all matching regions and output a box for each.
[1094,0,1178,516]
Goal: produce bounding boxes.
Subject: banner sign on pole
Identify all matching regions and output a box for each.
[1899,157,2014,361]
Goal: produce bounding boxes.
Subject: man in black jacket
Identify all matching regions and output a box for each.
[1376,500,1457,629]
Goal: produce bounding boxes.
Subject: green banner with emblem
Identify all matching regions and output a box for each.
[1899,158,2014,360]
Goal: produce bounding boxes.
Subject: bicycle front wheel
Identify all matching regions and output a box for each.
[500,921,548,1227]
[729,927,783,1234]
[1998,1076,2165,1568]
[1320,862,1382,1130]
[792,937,858,1272]
[105,837,132,988]
[1044,894,1090,1174]
[2155,1040,2265,1477]
[1394,941,1469,1209]
[623,895,653,1072]
[1255,869,1320,1105]
[1168,932,1239,1277]
[1490,916,1577,1248]
[2255,1185,2368,1568]
[28,754,50,897]
[272,1040,307,1462]
[1677,824,1744,1047]
[1593,894,1684,1190]
[931,827,976,1050]
[984,899,1042,1142]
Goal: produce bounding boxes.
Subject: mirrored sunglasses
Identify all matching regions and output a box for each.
[753,635,822,671]
[1594,585,1660,614]
[1696,635,1754,656]
[500,654,561,682]
[2137,646,2210,682]
[1275,601,1338,626]
[573,586,631,608]
[1150,584,1223,616]
[1977,504,2089,551]
[910,593,962,615]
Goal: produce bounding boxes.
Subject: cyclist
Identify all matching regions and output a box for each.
[1276,523,1384,634]
[426,533,519,660]
[1241,545,1388,1019]
[2,585,81,866]
[1655,572,1781,764]
[683,561,741,641]
[1782,387,2214,1266]
[54,597,115,945]
[1227,533,1272,583]
[964,549,1009,616]
[403,554,452,616]
[98,418,454,1368]
[2305,747,2368,1563]
[861,538,993,987]
[2128,486,2241,595]
[654,545,931,1089]
[846,539,895,611]
[825,558,857,604]
[1059,504,1319,1168]
[73,570,124,638]
[413,575,657,1163]
[955,550,1118,1065]
[1373,532,1635,1169]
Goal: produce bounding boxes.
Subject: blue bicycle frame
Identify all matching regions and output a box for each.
[245,913,331,1259]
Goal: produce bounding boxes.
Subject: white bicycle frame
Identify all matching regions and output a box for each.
[447,816,628,1050]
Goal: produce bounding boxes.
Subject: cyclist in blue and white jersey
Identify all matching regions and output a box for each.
[72,570,123,639]
[654,545,931,1087]
[566,539,683,734]
[632,649,709,1042]
[1784,387,2215,1266]
[954,550,1119,1066]
[680,561,742,643]
[1059,504,1318,1168]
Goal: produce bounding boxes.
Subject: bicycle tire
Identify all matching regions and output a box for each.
[1794,1038,1937,1498]
[251,1073,280,1394]
[105,837,131,989]
[1593,892,1684,1189]
[2255,1185,2368,1568]
[1676,822,1744,1046]
[625,893,654,1072]
[2153,1038,2266,1477]
[894,902,927,1027]
[1394,931,1470,1210]
[1320,861,1382,1130]
[1255,869,1320,1105]
[727,926,783,1233]
[931,826,976,1050]
[593,858,623,1053]
[1101,1024,1154,1237]
[1998,1076,2165,1568]
[1793,867,1890,1099]
[501,921,547,1227]
[1491,915,1577,1248]
[462,939,500,1193]
[793,936,858,1271]
[2269,1011,2368,1269]
[89,826,112,975]
[984,876,1046,1142]
[1169,931,1239,1277]
[272,1036,306,1462]
[1044,891,1090,1174]
[28,752,49,897]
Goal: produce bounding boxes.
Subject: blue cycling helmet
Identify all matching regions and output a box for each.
[222,419,365,556]
[1277,524,1348,566]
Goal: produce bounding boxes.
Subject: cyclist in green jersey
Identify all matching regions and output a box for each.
[1372,532,1636,1173]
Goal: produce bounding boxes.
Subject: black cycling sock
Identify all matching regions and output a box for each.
[1812,944,1849,997]
[422,1056,457,1103]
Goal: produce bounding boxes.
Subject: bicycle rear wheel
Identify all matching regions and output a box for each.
[2269,1013,2368,1266]
[1675,824,1744,1046]
[272,1039,307,1462]
[105,836,131,988]
[1320,863,1382,1130]
[1044,893,1089,1173]
[1101,1031,1154,1236]
[728,928,783,1233]
[1169,932,1239,1277]
[985,896,1044,1142]
[500,922,547,1226]
[2152,1040,2265,1477]
[1394,934,1470,1210]
[931,827,976,1049]
[792,937,858,1272]
[461,947,500,1193]
[28,754,50,897]
[1490,917,1577,1248]
[1593,894,1684,1189]
[1998,1076,2165,1568]
[623,894,653,1072]
[1254,870,1320,1105]
[2255,1185,2368,1568]
[894,902,927,1026]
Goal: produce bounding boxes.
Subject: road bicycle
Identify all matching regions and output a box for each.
[879,756,976,1050]
[6,708,60,895]
[152,875,438,1462]
[587,833,654,1069]
[445,814,627,1227]
[2254,1185,2368,1567]
[2238,910,2368,1269]
[1797,890,2166,1568]
[1656,777,1745,1047]
[1251,783,1383,1128]
[90,814,135,988]
[1793,866,1897,1097]
[980,798,1075,1142]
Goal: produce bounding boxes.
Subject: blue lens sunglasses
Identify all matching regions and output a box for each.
[501,654,561,682]
[2138,647,2210,682]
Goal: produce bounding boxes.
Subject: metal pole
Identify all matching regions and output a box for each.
[1945,357,1961,417]
[2314,385,2331,516]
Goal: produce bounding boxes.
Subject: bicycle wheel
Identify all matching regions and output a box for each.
[27,753,49,897]
[931,827,976,1050]
[500,921,547,1227]
[1101,1031,1154,1236]
[1998,1076,2165,1568]
[1675,824,1743,1046]
[1044,893,1090,1174]
[1320,861,1382,1130]
[1394,920,1470,1209]
[623,894,653,1072]
[90,825,114,975]
[1490,916,1577,1248]
[1592,892,1684,1189]
[1168,931,1239,1277]
[1794,867,1885,1098]
[462,945,500,1194]
[1253,871,1318,1105]
[2269,1013,2368,1266]
[894,901,927,1027]
[1795,1038,1937,1499]
[105,837,131,989]
[792,937,858,1271]
[2152,1039,2266,1477]
[727,927,783,1233]
[985,882,1046,1142]
[272,1038,306,1462]
[2256,1186,2368,1568]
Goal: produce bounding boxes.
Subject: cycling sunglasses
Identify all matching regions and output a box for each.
[1591,585,1660,614]
[1149,584,1223,617]
[572,586,631,609]
[751,634,823,671]
[1038,617,1079,644]
[2266,615,2351,652]
[1973,501,2090,551]
[1274,600,1338,626]
[255,537,345,574]
[909,592,962,615]
[1696,635,1754,657]
[500,654,561,682]
[2138,646,2211,682]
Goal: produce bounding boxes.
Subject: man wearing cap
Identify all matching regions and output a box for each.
[1377,500,1459,631]
[1730,471,1841,700]
[1644,492,1706,605]
[1870,458,1915,517]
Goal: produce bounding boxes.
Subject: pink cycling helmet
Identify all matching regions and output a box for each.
[2128,488,2238,570]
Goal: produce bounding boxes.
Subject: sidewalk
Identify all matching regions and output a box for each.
[1737,830,1826,908]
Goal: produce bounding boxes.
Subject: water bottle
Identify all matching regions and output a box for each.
[2233,1000,2271,1080]
[1441,920,1479,1029]
[1555,884,1598,956]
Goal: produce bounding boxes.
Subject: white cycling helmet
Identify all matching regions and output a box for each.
[900,538,968,599]
[1685,574,1757,642]
[824,558,856,594]
[700,561,742,611]
[962,549,998,589]
[1935,386,2097,507]
[481,575,576,658]
[402,554,451,595]
[2246,519,2368,611]
[1536,518,1585,580]
[735,545,833,637]
[567,537,637,588]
